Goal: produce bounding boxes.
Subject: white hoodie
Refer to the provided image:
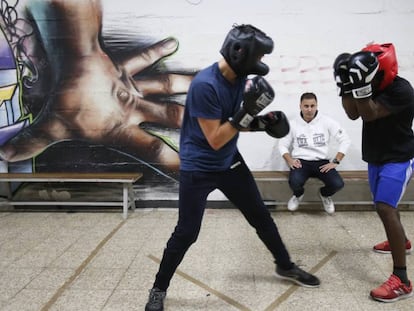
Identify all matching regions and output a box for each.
[278,112,351,161]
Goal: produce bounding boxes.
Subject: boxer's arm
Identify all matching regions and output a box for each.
[341,95,360,120]
[355,98,391,121]
[198,118,238,151]
[342,96,390,121]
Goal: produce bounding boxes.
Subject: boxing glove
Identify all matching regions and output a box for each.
[250,111,290,138]
[333,53,352,96]
[348,51,379,98]
[229,76,275,129]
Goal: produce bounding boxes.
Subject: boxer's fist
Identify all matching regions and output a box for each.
[229,76,274,129]
[348,51,379,98]
[250,110,290,138]
[333,53,352,96]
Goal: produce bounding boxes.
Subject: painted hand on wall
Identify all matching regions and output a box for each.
[0,0,193,176]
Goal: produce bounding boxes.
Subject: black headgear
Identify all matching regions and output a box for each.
[220,24,274,77]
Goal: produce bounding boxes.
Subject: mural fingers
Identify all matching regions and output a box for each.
[133,97,184,129]
[133,73,194,97]
[122,37,179,76]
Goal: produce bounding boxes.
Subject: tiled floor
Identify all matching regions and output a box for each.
[0,208,413,310]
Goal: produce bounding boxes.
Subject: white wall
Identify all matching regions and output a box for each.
[103,0,414,175]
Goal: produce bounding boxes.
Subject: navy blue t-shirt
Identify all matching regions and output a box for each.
[179,63,245,171]
[362,76,414,164]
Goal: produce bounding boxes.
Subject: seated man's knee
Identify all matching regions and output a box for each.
[328,175,344,192]
[336,178,345,191]
[289,174,306,189]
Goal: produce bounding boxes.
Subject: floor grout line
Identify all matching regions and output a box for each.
[148,251,338,311]
[40,219,127,311]
[148,254,252,311]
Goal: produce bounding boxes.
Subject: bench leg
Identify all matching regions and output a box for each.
[5,181,13,200]
[128,184,136,211]
[123,183,128,219]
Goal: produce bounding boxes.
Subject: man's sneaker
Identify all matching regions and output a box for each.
[275,263,320,287]
[287,194,304,211]
[145,287,166,311]
[370,274,413,303]
[373,240,412,254]
[319,191,335,214]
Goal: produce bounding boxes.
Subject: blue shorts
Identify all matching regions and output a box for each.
[368,160,414,208]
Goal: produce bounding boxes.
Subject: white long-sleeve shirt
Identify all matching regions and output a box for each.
[278,112,351,161]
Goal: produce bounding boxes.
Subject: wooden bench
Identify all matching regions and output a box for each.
[253,170,414,208]
[0,172,143,219]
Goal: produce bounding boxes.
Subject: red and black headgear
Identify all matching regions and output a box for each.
[362,43,398,90]
[220,24,274,77]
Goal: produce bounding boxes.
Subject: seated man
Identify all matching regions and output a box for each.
[278,92,351,214]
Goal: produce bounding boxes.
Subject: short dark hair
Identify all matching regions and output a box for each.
[300,92,317,102]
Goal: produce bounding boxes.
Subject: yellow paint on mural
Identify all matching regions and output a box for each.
[0,84,16,104]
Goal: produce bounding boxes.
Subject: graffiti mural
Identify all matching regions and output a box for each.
[0,1,33,177]
[0,0,196,199]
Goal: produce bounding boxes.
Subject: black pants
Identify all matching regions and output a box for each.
[289,159,344,197]
[153,153,292,290]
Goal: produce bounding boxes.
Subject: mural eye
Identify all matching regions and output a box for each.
[117,89,130,103]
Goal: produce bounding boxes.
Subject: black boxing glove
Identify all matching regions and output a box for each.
[348,51,379,99]
[250,111,290,138]
[229,76,274,129]
[333,53,352,96]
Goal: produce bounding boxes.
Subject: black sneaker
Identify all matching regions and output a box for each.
[275,264,320,287]
[145,287,166,311]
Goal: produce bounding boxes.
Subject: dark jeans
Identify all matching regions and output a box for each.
[289,159,344,197]
[153,153,292,291]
